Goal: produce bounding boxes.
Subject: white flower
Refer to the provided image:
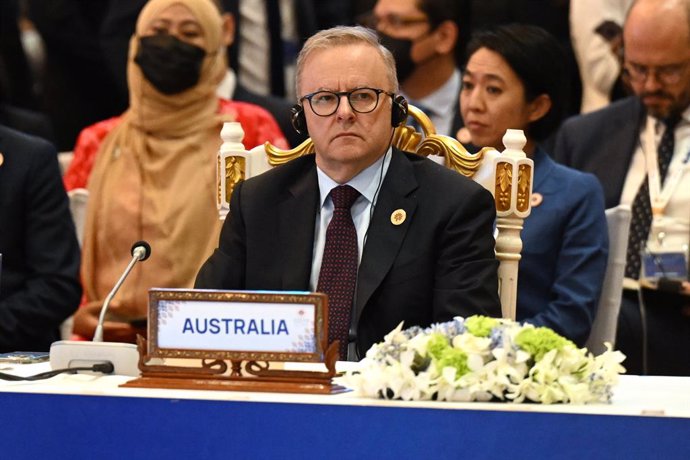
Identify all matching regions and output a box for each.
[337,316,626,404]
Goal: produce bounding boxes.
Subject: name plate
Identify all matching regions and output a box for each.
[643,251,688,279]
[147,289,328,362]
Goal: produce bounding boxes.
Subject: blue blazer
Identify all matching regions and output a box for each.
[0,125,81,352]
[517,148,609,346]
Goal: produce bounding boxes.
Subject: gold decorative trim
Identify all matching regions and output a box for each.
[224,156,245,203]
[122,336,344,395]
[516,163,532,213]
[265,138,315,166]
[495,161,513,212]
[216,154,221,206]
[416,135,489,178]
[146,289,327,363]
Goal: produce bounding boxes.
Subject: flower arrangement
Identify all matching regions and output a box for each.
[335,316,626,404]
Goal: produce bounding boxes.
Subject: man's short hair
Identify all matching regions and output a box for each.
[294,26,399,99]
[419,0,471,62]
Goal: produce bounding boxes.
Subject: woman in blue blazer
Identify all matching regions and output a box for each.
[458,24,608,346]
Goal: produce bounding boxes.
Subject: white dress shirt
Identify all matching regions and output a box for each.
[620,105,690,255]
[309,149,392,291]
[403,68,461,137]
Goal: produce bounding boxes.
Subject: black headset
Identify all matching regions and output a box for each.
[290,94,409,134]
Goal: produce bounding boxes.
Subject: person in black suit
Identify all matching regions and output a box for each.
[196,26,500,359]
[367,0,471,137]
[0,100,55,143]
[0,124,81,352]
[553,0,690,375]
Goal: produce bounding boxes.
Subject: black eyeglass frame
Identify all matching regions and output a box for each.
[299,87,396,117]
[622,59,690,86]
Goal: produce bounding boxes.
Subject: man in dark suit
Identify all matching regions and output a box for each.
[553,0,690,375]
[0,124,81,352]
[368,0,470,137]
[196,26,500,359]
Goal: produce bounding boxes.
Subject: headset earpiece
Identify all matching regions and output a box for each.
[391,95,408,127]
[290,104,306,134]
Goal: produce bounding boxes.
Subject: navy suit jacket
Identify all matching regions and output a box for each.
[518,148,608,346]
[196,149,501,357]
[0,125,81,352]
[553,96,645,208]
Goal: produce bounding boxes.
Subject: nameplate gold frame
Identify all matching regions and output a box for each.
[146,288,327,362]
[122,289,344,394]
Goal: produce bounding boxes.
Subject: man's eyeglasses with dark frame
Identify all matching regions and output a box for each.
[299,87,395,117]
[357,11,429,31]
[623,59,690,85]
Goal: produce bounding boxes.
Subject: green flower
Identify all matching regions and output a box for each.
[437,347,470,377]
[515,327,575,362]
[427,333,451,360]
[426,333,470,377]
[465,315,499,337]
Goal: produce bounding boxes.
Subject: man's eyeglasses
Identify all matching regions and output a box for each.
[623,60,690,85]
[357,11,429,30]
[299,87,395,117]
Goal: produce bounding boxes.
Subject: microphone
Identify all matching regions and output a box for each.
[49,241,152,377]
[94,241,151,342]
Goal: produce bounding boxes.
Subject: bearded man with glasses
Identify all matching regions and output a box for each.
[197,26,500,360]
[554,0,690,376]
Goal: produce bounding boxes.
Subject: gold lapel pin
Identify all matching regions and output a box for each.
[391,209,406,225]
[530,192,543,207]
[0,152,4,167]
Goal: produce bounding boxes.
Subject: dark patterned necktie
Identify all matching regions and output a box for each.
[317,185,361,359]
[624,116,680,279]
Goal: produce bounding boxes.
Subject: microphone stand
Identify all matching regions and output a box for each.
[93,247,146,342]
[49,242,151,377]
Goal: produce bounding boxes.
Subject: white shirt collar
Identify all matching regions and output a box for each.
[316,148,392,208]
[403,68,460,117]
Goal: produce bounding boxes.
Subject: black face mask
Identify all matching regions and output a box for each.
[134,34,206,95]
[378,32,416,83]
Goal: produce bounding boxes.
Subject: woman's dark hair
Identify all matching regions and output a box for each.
[464,23,568,141]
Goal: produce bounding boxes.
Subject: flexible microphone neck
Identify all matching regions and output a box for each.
[93,241,151,342]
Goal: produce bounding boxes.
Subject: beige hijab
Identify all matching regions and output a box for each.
[82,0,232,318]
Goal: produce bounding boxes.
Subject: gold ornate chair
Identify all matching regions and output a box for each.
[216,106,533,319]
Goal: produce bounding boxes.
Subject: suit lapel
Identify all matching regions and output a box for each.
[596,98,644,208]
[532,147,555,191]
[279,158,319,289]
[354,150,418,323]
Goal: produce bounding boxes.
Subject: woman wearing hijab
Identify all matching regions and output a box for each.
[459,24,608,346]
[66,0,287,341]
